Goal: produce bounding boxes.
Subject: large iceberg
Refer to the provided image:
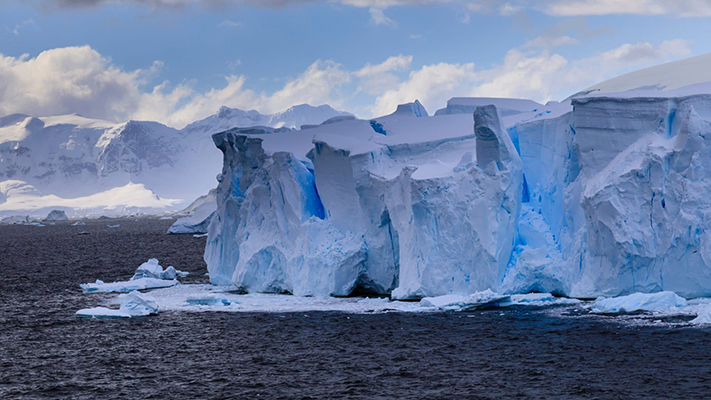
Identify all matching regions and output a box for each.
[205,100,526,298]
[203,65,711,300]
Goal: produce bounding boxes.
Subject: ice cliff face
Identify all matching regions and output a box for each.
[205,101,526,298]
[206,84,711,299]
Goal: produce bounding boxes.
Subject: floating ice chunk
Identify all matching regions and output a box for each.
[81,259,185,292]
[420,290,511,310]
[591,292,687,313]
[80,278,178,293]
[185,295,233,306]
[131,258,186,280]
[167,201,215,234]
[72,221,86,226]
[420,294,467,309]
[43,209,68,221]
[193,233,208,238]
[691,306,711,325]
[106,224,120,228]
[76,292,159,318]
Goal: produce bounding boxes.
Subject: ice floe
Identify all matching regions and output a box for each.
[76,292,159,318]
[80,259,183,293]
[589,291,688,313]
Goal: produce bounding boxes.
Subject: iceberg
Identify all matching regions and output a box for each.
[167,201,215,234]
[205,99,527,298]
[81,259,182,293]
[76,292,159,318]
[80,277,178,293]
[43,209,68,221]
[201,56,711,301]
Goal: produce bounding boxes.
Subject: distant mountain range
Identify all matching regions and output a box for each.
[0,104,351,216]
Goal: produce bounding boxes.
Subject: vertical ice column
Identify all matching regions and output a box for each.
[390,105,523,299]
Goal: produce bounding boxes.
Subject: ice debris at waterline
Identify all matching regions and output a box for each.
[589,292,688,313]
[81,259,183,293]
[203,80,711,300]
[76,292,159,318]
[132,258,188,280]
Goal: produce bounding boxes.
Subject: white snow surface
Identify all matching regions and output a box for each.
[76,292,159,318]
[81,259,182,293]
[590,292,687,313]
[168,199,215,234]
[0,104,349,216]
[572,53,711,98]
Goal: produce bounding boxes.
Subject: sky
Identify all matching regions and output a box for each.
[1,0,711,128]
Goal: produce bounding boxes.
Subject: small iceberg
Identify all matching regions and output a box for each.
[590,291,687,313]
[81,259,184,293]
[76,292,159,318]
[185,294,233,306]
[106,224,120,228]
[420,289,512,310]
[691,306,711,325]
[132,258,188,280]
[44,209,68,222]
[72,221,86,226]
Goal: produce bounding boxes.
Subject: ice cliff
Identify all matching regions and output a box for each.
[205,83,711,300]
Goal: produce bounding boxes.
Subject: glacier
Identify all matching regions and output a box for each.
[203,80,711,300]
[0,104,349,217]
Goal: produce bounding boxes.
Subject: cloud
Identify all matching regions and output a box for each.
[368,7,397,26]
[369,39,693,115]
[30,0,711,18]
[9,19,37,37]
[0,46,143,121]
[0,40,695,129]
[354,55,413,95]
[217,19,241,28]
[523,35,578,49]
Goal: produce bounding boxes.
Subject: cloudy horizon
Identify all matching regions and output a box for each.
[1,0,709,128]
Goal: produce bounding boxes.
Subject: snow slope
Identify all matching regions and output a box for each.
[571,53,711,98]
[0,104,349,216]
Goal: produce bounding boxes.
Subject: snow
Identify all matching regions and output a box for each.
[590,292,687,313]
[571,53,711,98]
[0,180,179,215]
[0,103,350,217]
[76,292,159,318]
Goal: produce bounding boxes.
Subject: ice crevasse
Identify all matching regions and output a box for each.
[204,86,711,300]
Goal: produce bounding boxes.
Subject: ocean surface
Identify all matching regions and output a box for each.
[2,219,711,399]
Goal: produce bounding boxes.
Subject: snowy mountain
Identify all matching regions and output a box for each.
[204,54,711,300]
[0,104,350,216]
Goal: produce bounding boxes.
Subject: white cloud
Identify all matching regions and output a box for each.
[354,55,413,95]
[10,19,36,37]
[523,35,578,49]
[0,46,143,121]
[369,39,693,115]
[217,19,242,28]
[368,7,398,26]
[0,40,695,129]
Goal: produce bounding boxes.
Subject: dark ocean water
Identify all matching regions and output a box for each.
[2,219,711,399]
